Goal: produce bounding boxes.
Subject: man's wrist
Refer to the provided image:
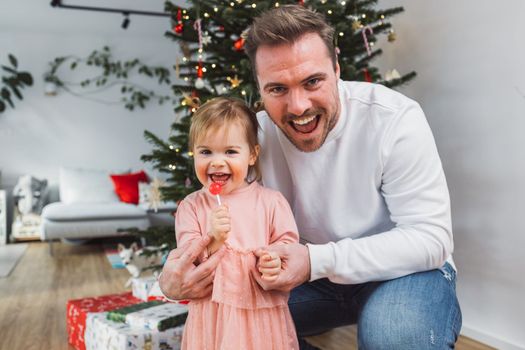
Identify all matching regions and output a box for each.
[306,242,335,282]
[157,272,179,302]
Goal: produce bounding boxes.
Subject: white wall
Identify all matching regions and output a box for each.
[0,0,182,231]
[376,1,525,349]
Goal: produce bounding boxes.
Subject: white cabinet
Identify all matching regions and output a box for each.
[0,190,6,245]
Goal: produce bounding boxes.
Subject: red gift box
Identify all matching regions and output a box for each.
[67,292,141,350]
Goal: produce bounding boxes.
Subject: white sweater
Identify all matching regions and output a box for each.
[257,81,454,284]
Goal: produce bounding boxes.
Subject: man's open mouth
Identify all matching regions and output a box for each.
[289,114,320,134]
[209,173,230,185]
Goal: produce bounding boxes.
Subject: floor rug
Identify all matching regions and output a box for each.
[104,247,125,269]
[0,244,28,277]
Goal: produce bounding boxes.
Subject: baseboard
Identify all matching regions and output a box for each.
[461,324,524,350]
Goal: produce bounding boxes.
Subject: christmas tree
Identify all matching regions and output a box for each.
[142,0,416,208]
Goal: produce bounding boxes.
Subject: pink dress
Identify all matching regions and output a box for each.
[175,182,300,350]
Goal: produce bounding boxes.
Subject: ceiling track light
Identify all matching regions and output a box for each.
[121,12,130,30]
[50,0,170,29]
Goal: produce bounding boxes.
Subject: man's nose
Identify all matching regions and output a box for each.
[287,89,311,117]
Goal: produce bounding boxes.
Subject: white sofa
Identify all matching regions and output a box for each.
[40,167,175,253]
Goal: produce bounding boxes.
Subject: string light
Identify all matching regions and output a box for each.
[182,57,188,62]
[275,2,280,7]
[169,145,174,150]
[341,1,346,5]
[188,151,194,157]
[339,32,344,37]
[204,12,209,18]
[230,2,235,6]
[241,90,246,95]
[251,3,256,8]
[214,7,218,12]
[202,67,207,73]
[327,10,332,15]
[176,148,180,152]
[211,63,216,68]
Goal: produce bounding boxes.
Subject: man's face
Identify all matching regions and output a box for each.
[256,32,341,152]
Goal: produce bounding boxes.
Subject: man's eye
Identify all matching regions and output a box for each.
[269,86,286,95]
[306,78,320,87]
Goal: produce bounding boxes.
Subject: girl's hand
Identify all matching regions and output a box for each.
[210,204,230,242]
[257,251,281,281]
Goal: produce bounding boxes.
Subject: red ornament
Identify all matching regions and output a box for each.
[209,182,222,196]
[234,37,245,51]
[173,9,183,34]
[298,0,305,4]
[174,23,183,34]
[197,61,203,78]
[363,68,372,82]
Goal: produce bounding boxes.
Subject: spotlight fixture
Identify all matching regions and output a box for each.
[50,0,170,29]
[121,13,130,30]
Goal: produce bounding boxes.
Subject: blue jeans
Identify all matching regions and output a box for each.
[289,263,462,349]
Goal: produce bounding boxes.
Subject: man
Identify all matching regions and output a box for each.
[160,5,461,349]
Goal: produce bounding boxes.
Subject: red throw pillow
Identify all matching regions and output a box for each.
[110,170,149,204]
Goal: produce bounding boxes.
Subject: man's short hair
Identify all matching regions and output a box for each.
[244,5,336,80]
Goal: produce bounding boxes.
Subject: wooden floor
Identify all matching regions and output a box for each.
[0,242,494,350]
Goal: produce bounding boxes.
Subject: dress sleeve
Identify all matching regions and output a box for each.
[269,192,300,245]
[175,199,204,249]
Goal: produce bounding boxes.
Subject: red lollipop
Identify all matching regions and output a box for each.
[209,182,222,205]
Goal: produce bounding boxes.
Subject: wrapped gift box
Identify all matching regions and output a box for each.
[85,312,184,350]
[67,292,142,350]
[131,276,157,301]
[107,300,164,323]
[123,302,188,331]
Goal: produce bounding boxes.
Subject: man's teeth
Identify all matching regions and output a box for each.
[292,115,317,125]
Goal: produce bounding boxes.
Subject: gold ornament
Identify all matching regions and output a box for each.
[352,20,362,31]
[228,75,242,88]
[182,93,201,109]
[388,30,397,42]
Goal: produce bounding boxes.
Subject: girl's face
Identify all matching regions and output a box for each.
[193,121,258,195]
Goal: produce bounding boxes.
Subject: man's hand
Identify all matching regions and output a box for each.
[159,236,225,300]
[253,243,310,292]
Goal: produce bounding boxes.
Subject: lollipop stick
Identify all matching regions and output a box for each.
[216,194,221,206]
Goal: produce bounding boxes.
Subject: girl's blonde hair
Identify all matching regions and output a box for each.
[189,97,261,182]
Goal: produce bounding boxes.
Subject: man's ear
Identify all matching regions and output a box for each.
[250,145,261,166]
[335,61,341,80]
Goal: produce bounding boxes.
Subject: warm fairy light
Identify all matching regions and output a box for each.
[251,3,256,8]
[188,151,194,157]
[362,14,366,18]
[211,63,216,68]
[176,148,180,152]
[198,54,203,60]
[230,2,235,6]
[327,10,332,15]
[339,32,344,36]
[202,67,207,73]
[341,1,346,5]
[195,65,199,70]
[214,7,218,12]
[184,77,189,81]
[275,2,279,7]
[222,86,227,92]
[183,10,187,14]
[191,108,196,113]
[241,90,246,95]
[204,12,209,18]
[169,145,174,150]
[181,100,187,106]
[198,48,203,53]
[381,15,385,19]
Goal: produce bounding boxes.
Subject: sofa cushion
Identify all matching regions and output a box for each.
[42,202,147,222]
[59,167,123,204]
[110,170,149,205]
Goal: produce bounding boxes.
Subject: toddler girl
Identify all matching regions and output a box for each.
[176,97,299,350]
